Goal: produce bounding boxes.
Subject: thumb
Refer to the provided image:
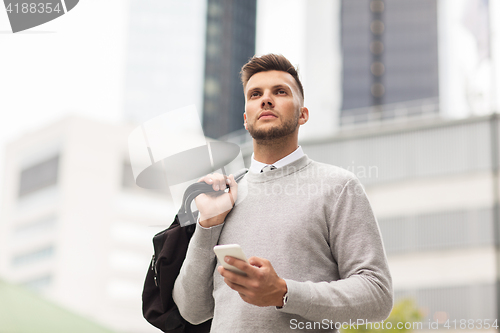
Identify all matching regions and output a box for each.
[227,174,238,205]
[248,256,265,268]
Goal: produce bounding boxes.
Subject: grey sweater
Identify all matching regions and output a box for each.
[173,155,393,332]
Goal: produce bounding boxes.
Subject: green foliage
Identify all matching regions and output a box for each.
[341,298,424,333]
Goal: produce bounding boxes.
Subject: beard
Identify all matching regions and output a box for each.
[247,111,300,141]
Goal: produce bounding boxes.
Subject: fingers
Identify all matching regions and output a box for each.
[222,277,246,293]
[248,256,266,268]
[218,256,284,307]
[198,173,230,192]
[195,172,238,224]
[217,265,248,285]
[223,256,255,276]
[219,270,250,298]
[227,174,237,205]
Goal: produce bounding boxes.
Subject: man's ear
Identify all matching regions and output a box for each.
[243,112,248,130]
[298,107,309,125]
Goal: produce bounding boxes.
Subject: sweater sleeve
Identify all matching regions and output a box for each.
[278,177,393,323]
[172,221,224,325]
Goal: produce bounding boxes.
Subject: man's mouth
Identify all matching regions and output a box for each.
[259,111,277,119]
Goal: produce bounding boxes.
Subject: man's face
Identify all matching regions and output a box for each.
[243,70,305,141]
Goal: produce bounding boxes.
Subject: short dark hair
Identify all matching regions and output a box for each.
[240,54,304,100]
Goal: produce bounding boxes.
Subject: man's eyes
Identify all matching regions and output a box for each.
[249,89,287,98]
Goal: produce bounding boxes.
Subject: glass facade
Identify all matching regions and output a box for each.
[341,0,439,123]
[122,1,207,123]
[202,0,256,139]
[18,155,59,197]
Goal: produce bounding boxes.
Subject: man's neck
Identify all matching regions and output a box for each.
[252,134,299,165]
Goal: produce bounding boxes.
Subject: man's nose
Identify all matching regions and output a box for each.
[261,93,274,108]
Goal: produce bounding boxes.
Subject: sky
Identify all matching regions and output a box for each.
[0,0,129,139]
[0,0,131,206]
[0,0,306,143]
[0,0,308,209]
[0,0,496,209]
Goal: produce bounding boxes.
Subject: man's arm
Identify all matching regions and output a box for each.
[172,173,237,324]
[172,222,223,324]
[218,176,393,323]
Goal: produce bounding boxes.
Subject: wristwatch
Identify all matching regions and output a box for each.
[276,291,289,309]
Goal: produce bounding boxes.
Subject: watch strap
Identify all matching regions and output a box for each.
[276,291,289,310]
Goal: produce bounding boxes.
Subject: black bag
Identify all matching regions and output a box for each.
[142,215,211,332]
[142,169,247,332]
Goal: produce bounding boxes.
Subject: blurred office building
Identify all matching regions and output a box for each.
[251,0,343,141]
[1,113,499,332]
[251,0,500,137]
[334,1,500,326]
[300,114,498,331]
[341,0,440,124]
[0,116,175,333]
[122,0,257,139]
[336,3,500,326]
[340,0,497,126]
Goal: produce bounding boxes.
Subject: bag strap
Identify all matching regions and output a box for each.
[177,168,248,227]
[143,168,248,332]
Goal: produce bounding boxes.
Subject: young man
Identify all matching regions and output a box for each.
[173,54,393,332]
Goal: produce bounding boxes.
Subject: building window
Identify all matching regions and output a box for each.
[14,215,56,239]
[11,245,55,267]
[22,274,53,290]
[18,155,59,197]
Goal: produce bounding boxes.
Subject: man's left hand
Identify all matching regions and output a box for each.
[217,256,287,307]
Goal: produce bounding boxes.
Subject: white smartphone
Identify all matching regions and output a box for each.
[213,244,249,275]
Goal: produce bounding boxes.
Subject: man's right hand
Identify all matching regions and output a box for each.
[195,173,238,228]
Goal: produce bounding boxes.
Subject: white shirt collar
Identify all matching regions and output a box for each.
[249,146,304,173]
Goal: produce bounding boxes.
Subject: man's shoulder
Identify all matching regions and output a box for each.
[302,158,357,184]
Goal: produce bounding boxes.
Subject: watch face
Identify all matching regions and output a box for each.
[283,293,289,305]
